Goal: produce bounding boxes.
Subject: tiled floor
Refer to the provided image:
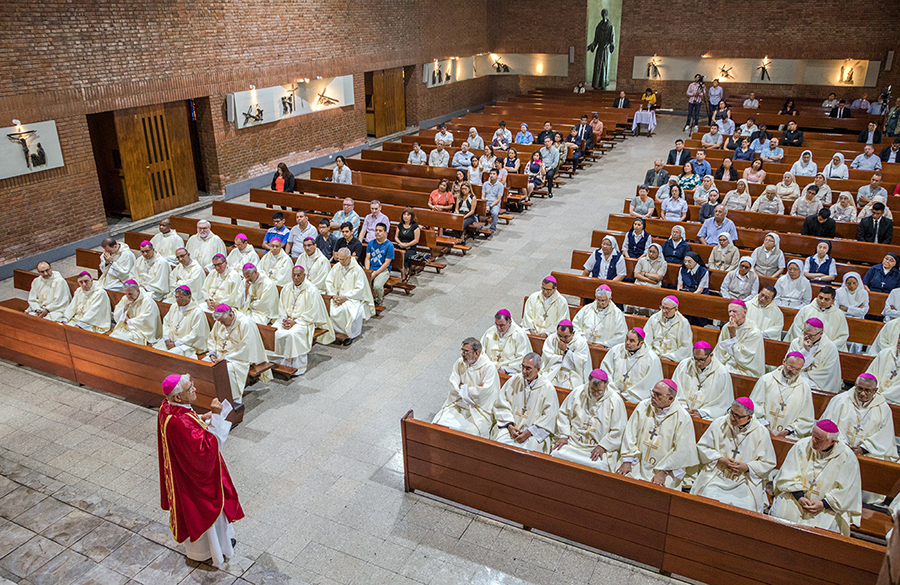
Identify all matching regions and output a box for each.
[0,116,692,584]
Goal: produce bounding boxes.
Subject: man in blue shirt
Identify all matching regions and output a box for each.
[263,212,291,251]
[452,142,474,172]
[330,198,361,237]
[482,169,505,238]
[365,223,395,305]
[689,149,711,177]
[697,205,738,245]
[759,138,784,163]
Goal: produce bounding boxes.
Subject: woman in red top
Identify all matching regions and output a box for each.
[428,179,455,211]
[270,163,295,192]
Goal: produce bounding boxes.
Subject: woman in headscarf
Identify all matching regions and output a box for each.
[583,235,627,281]
[803,240,837,285]
[822,153,849,180]
[750,233,786,278]
[714,158,739,181]
[514,123,534,145]
[624,218,652,259]
[774,171,801,201]
[801,173,832,205]
[467,127,484,150]
[863,253,900,293]
[858,194,894,220]
[722,179,752,211]
[697,189,720,223]
[708,233,740,272]
[679,161,701,191]
[692,175,717,206]
[678,252,709,294]
[634,243,667,288]
[663,225,689,265]
[831,191,859,223]
[750,185,784,214]
[836,271,870,353]
[790,150,817,178]
[774,260,812,309]
[789,185,823,217]
[720,257,759,301]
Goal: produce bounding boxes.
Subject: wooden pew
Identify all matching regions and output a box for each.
[0,299,77,382]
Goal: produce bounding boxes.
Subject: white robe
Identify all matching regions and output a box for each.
[786,302,850,352]
[671,354,735,420]
[432,354,501,437]
[771,438,862,536]
[187,233,227,271]
[714,320,766,378]
[748,368,815,437]
[552,385,627,471]
[325,261,375,339]
[541,331,592,390]
[258,250,294,287]
[165,261,206,304]
[270,280,335,371]
[150,231,185,266]
[295,249,331,292]
[821,390,897,462]
[491,373,559,452]
[644,311,693,363]
[619,399,699,489]
[153,301,210,358]
[239,274,280,325]
[135,254,171,301]
[201,269,243,312]
[226,245,260,270]
[522,291,569,335]
[787,334,842,394]
[746,297,784,339]
[62,286,111,332]
[97,244,137,291]
[867,345,900,404]
[600,342,664,404]
[206,311,269,402]
[26,272,71,321]
[690,416,776,512]
[480,320,530,374]
[110,293,162,345]
[869,318,900,357]
[572,302,627,348]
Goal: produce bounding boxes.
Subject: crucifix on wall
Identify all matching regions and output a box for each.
[6,129,46,169]
[757,57,772,81]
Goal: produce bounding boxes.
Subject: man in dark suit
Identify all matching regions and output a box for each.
[666,139,691,166]
[781,121,804,147]
[643,160,669,186]
[830,100,852,118]
[857,203,893,244]
[858,121,883,144]
[880,138,900,163]
[613,91,630,109]
[801,208,836,238]
[572,115,593,150]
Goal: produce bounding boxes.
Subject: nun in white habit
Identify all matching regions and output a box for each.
[790,150,818,177]
[836,272,869,354]
[774,260,813,309]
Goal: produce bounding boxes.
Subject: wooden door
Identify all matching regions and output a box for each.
[113,101,198,220]
[371,67,407,137]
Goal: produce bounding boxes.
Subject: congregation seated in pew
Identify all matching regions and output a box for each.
[153,285,209,359]
[206,304,270,403]
[270,265,335,376]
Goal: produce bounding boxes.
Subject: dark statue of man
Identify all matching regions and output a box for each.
[588,9,615,90]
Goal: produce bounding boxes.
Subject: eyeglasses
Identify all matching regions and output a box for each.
[461,349,475,355]
[729,410,751,420]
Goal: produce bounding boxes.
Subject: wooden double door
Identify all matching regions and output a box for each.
[367,68,407,138]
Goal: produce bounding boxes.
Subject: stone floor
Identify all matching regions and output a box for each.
[0,116,693,585]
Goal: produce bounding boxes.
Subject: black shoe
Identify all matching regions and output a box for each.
[548,193,553,198]
[342,338,353,346]
[231,538,236,547]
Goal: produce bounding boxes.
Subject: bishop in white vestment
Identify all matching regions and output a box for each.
[26,262,71,322]
[600,327,664,404]
[270,266,335,375]
[644,296,693,363]
[787,317,842,394]
[206,305,270,402]
[713,300,766,378]
[96,238,136,291]
[672,341,734,420]
[572,284,627,348]
[491,353,559,452]
[325,249,375,344]
[295,238,331,292]
[821,374,897,462]
[150,218,184,266]
[432,338,501,437]
[153,286,210,358]
[110,280,162,345]
[480,309,530,374]
[238,264,280,326]
[186,221,227,271]
[226,234,259,269]
[786,289,850,352]
[257,240,293,287]
[746,286,784,340]
[522,276,569,335]
[541,320,591,390]
[748,352,815,438]
[202,255,243,313]
[136,241,171,301]
[869,317,900,357]
[62,272,111,332]
[165,249,206,304]
[867,335,900,404]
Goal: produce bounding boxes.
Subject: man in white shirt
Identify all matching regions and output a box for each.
[434,123,453,145]
[428,141,450,168]
[742,92,759,109]
[285,211,317,260]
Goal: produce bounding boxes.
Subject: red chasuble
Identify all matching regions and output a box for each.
[157,401,244,543]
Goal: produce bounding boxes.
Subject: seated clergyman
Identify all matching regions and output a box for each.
[432,337,501,437]
[206,304,270,403]
[26,261,70,321]
[490,353,559,453]
[749,352,815,438]
[480,309,530,375]
[325,248,375,346]
[153,286,209,359]
[541,319,591,390]
[202,254,243,312]
[269,266,335,376]
[165,248,205,304]
[136,240,171,301]
[522,275,568,335]
[109,279,162,345]
[62,271,111,332]
[238,263,279,326]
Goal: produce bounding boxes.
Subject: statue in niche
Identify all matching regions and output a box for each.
[316,92,338,107]
[6,129,46,170]
[281,86,296,116]
[588,8,615,89]
[646,56,661,79]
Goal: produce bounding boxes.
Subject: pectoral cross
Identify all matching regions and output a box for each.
[807,477,819,498]
[648,426,659,441]
[847,422,865,446]
[730,446,740,459]
[769,401,787,431]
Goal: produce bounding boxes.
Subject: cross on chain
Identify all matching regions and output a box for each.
[730,446,741,459]
[807,477,819,498]
[648,426,659,440]
[847,422,865,446]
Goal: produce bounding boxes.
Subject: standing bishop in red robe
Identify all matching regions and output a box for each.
[157,373,244,566]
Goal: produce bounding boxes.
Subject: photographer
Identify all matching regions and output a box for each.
[685,74,706,133]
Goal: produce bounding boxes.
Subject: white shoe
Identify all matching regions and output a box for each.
[683,125,689,131]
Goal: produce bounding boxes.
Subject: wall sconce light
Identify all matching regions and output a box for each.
[249,85,256,90]
[700,53,712,59]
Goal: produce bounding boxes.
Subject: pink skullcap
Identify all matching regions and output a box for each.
[590,369,608,381]
[123,279,138,286]
[805,317,824,329]
[816,419,839,434]
[558,319,573,327]
[543,275,557,284]
[693,341,712,350]
[175,285,191,293]
[140,240,152,247]
[596,284,611,292]
[161,374,182,396]
[496,309,511,318]
[728,299,746,307]
[632,327,645,339]
[785,351,805,360]
[736,397,754,411]
[858,372,877,383]
[78,271,91,277]
[242,263,256,271]
[303,237,315,242]
[663,295,679,306]
[235,233,248,241]
[214,304,231,313]
[661,379,677,392]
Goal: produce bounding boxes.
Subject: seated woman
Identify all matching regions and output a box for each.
[822,153,849,180]
[492,128,510,150]
[831,191,859,223]
[514,124,534,145]
[836,272,868,321]
[713,101,731,121]
[582,235,626,281]
[697,189,721,223]
[634,243,666,287]
[803,240,837,285]
[661,185,688,221]
[553,132,568,175]
[725,132,743,150]
[708,233,740,272]
[678,161,701,191]
[663,225,689,265]
[863,253,900,293]
[455,183,478,240]
[882,286,900,321]
[714,158,739,181]
[523,151,545,201]
[750,233,786,278]
[467,127,484,150]
[589,114,604,139]
[630,186,656,219]
[393,208,421,282]
[802,173,832,205]
[775,171,801,201]
[468,156,483,187]
[733,137,754,160]
[692,175,717,206]
[428,179,455,211]
[452,169,468,194]
[750,185,784,214]
[503,148,520,174]
[742,159,767,184]
[721,179,752,211]
[775,260,812,309]
[624,218,652,259]
[720,257,759,301]
[778,98,798,116]
[789,186,823,217]
[791,150,817,178]
[332,156,352,184]
[270,162,295,192]
[641,88,657,109]
[480,145,497,170]
[678,252,710,325]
